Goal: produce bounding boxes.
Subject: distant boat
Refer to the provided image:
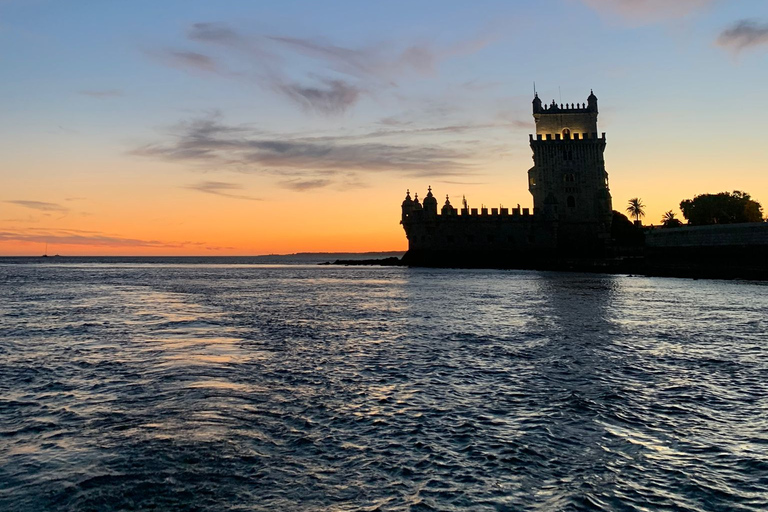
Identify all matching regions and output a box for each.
[41,243,60,258]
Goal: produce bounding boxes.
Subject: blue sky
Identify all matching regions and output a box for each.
[1,0,767,254]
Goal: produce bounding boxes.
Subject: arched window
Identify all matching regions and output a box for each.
[562,128,571,139]
[567,196,576,208]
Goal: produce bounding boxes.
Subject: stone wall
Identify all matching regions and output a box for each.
[646,223,768,247]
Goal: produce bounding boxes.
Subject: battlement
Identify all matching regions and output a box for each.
[529,132,606,142]
[454,206,531,217]
[533,92,598,116]
[538,102,593,114]
[403,197,532,221]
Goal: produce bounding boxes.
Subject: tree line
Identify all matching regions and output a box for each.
[625,191,764,228]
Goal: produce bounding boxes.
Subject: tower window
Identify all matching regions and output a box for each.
[564,173,575,183]
[567,196,576,208]
[562,128,571,139]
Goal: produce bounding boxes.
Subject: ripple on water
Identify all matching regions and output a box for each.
[0,264,767,511]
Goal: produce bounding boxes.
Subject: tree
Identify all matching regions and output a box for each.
[679,190,764,225]
[626,198,645,223]
[611,210,644,246]
[661,210,682,228]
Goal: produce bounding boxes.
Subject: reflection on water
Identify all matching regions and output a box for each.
[1,263,767,511]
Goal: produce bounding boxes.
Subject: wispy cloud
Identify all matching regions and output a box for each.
[154,23,495,115]
[5,200,69,213]
[184,180,262,201]
[154,50,219,73]
[0,227,204,248]
[717,19,768,53]
[188,22,243,45]
[580,0,714,23]
[78,89,123,98]
[278,178,333,191]
[275,79,362,115]
[131,114,481,183]
[437,180,487,185]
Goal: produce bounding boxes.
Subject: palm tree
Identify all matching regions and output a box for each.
[661,210,682,228]
[626,198,645,223]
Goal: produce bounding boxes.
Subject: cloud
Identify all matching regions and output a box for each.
[132,115,477,181]
[188,22,243,45]
[156,50,219,73]
[275,79,362,115]
[717,19,768,53]
[278,179,333,191]
[268,35,436,81]
[78,89,123,98]
[153,23,494,115]
[580,0,714,23]
[438,180,487,185]
[269,33,494,82]
[0,228,199,248]
[184,180,262,201]
[5,200,69,213]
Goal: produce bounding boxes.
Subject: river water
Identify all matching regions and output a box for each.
[1,260,767,511]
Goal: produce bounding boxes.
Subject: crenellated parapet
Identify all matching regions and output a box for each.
[533,90,598,115]
[538,101,594,113]
[529,132,605,142]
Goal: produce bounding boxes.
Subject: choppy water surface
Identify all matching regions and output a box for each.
[1,261,767,511]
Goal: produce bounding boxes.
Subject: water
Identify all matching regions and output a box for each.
[1,260,767,511]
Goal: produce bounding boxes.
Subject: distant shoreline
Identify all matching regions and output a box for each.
[0,252,405,262]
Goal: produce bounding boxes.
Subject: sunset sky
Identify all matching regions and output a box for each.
[2,0,767,255]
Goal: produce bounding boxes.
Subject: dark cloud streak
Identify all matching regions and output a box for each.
[188,22,243,45]
[275,79,362,115]
[278,179,333,191]
[5,200,69,213]
[717,19,768,52]
[156,50,219,73]
[184,181,262,201]
[132,115,478,179]
[0,229,195,248]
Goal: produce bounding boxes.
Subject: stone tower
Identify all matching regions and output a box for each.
[528,91,612,249]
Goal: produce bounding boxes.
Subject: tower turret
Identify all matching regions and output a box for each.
[587,90,598,113]
[532,93,543,114]
[422,186,438,216]
[441,194,456,216]
[401,189,414,223]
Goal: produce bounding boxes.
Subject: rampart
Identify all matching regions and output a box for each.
[646,223,768,247]
[644,223,768,279]
[529,133,606,141]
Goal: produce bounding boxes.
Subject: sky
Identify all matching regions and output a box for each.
[2,0,768,256]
